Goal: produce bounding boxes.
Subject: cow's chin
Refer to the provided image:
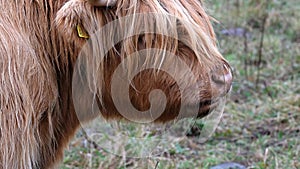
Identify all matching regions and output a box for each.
[173,97,224,120]
[196,98,224,118]
[95,95,225,124]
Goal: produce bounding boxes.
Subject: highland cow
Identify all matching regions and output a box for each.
[0,0,232,168]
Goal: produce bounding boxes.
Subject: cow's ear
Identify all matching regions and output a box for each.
[87,0,117,7]
[55,1,93,42]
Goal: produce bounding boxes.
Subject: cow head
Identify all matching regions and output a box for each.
[55,0,232,123]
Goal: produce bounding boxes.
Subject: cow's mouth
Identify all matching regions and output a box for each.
[180,98,223,119]
[197,99,221,118]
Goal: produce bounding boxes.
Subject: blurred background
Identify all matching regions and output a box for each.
[62,0,300,168]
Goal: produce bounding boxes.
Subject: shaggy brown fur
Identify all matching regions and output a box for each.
[0,0,232,168]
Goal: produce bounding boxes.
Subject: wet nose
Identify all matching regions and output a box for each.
[211,64,233,95]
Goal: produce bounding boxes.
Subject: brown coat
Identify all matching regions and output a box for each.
[0,0,232,168]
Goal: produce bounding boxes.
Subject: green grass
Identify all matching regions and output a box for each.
[61,1,300,168]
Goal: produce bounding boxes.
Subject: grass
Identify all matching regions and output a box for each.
[61,0,300,168]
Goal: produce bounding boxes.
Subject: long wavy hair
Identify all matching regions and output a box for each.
[0,0,230,168]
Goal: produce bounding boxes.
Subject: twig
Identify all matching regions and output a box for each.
[256,14,268,89]
[244,29,249,80]
[155,160,160,169]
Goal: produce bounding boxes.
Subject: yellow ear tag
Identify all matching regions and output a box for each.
[77,24,89,39]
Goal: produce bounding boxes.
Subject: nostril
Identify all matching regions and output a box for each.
[212,72,232,85]
[211,64,233,86]
[211,73,225,85]
[88,0,117,7]
[206,64,233,99]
